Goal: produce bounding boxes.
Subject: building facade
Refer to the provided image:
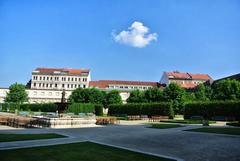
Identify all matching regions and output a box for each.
[160,71,213,89]
[89,80,161,103]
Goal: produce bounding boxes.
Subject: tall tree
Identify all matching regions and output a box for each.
[68,88,105,104]
[106,90,122,106]
[127,89,147,103]
[144,88,164,102]
[163,83,186,114]
[5,83,28,104]
[195,84,212,101]
[212,79,240,100]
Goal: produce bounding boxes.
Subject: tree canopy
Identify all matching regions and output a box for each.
[127,89,147,103]
[5,83,28,104]
[106,90,122,106]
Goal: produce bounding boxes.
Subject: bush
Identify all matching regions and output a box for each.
[184,101,240,120]
[66,103,103,116]
[0,103,58,112]
[108,103,174,118]
[20,103,58,112]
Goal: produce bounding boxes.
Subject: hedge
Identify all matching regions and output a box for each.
[108,103,174,118]
[184,101,240,120]
[66,103,103,116]
[0,103,58,112]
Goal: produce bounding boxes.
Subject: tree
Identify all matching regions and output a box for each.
[106,90,122,106]
[127,90,147,103]
[195,84,212,101]
[68,88,105,104]
[144,88,164,102]
[5,83,28,104]
[163,83,186,114]
[212,79,240,100]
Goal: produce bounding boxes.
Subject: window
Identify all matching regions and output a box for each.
[50,84,52,88]
[78,84,81,88]
[48,92,52,96]
[33,83,36,87]
[72,78,74,81]
[41,92,45,96]
[67,84,70,88]
[50,77,53,80]
[75,84,77,88]
[46,84,49,87]
[68,78,70,81]
[83,85,86,88]
[43,77,45,80]
[62,84,65,88]
[35,76,38,80]
[33,91,37,96]
[40,77,42,80]
[79,78,81,81]
[47,77,49,80]
[42,83,45,87]
[39,83,41,87]
[55,84,57,88]
[71,84,73,88]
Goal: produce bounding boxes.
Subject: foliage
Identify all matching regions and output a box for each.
[68,88,105,105]
[105,90,122,106]
[212,79,240,100]
[5,83,28,104]
[66,103,103,116]
[194,84,212,101]
[127,89,147,103]
[108,103,174,118]
[0,103,57,112]
[150,123,182,129]
[20,103,58,112]
[163,83,186,114]
[66,103,95,114]
[184,101,240,120]
[144,88,164,102]
[185,127,240,135]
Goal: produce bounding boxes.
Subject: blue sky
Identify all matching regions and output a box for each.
[1,0,239,87]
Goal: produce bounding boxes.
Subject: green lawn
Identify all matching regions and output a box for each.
[226,121,240,127]
[160,119,216,124]
[0,141,175,161]
[185,127,240,135]
[150,123,182,129]
[0,133,66,142]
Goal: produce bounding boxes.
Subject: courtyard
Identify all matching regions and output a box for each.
[0,122,240,161]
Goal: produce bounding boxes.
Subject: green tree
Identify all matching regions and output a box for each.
[144,88,164,102]
[212,79,240,100]
[163,83,186,114]
[68,88,105,104]
[127,89,147,103]
[195,84,212,101]
[5,83,28,104]
[106,90,122,106]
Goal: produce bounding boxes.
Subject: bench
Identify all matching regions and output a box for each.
[127,115,141,120]
[149,116,169,122]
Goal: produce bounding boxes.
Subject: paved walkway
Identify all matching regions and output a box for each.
[0,123,240,161]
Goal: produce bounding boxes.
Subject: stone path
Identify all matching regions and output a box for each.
[0,123,240,161]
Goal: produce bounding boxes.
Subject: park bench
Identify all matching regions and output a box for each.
[127,115,141,120]
[149,116,169,122]
[0,115,8,125]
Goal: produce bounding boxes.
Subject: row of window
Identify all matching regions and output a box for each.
[108,85,152,90]
[33,91,63,97]
[32,76,88,82]
[33,83,86,89]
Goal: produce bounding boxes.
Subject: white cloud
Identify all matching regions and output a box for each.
[113,21,157,48]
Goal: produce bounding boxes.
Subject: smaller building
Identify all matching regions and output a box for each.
[89,80,161,103]
[160,71,213,89]
[214,73,240,83]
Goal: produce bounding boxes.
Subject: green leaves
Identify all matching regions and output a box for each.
[5,83,28,104]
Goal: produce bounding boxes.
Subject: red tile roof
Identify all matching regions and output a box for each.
[34,68,90,75]
[89,80,160,88]
[166,72,212,80]
[176,82,197,88]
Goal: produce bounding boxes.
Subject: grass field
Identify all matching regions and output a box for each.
[0,133,66,142]
[149,123,182,129]
[185,127,240,135]
[0,141,175,161]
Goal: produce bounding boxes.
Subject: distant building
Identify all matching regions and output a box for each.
[31,68,91,90]
[213,73,240,83]
[160,71,213,89]
[89,80,162,103]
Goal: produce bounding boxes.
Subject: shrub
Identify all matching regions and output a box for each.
[108,103,174,118]
[66,103,103,116]
[0,103,58,112]
[184,101,240,120]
